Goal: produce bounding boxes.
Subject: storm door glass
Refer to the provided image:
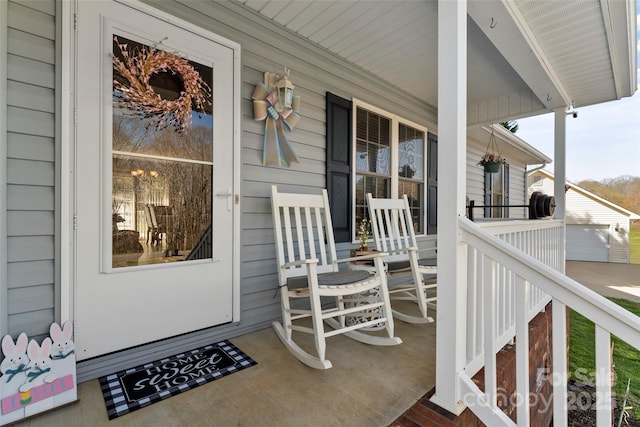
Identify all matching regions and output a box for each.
[111,35,213,268]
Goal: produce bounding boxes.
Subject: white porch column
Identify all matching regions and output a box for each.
[553,108,566,224]
[552,107,568,426]
[430,0,467,415]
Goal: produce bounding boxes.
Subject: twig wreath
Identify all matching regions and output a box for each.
[112,36,212,133]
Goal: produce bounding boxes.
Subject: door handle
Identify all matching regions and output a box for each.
[215,188,233,212]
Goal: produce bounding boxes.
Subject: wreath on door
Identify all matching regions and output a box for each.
[112,36,212,133]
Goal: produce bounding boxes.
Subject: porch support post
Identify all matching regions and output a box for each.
[430,0,467,415]
[553,108,566,224]
[552,107,568,426]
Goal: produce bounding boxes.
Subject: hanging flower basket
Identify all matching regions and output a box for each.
[483,160,502,173]
[478,126,505,174]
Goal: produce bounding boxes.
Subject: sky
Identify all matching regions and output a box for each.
[515,11,640,184]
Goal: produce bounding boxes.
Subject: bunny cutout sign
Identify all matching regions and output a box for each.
[0,321,77,425]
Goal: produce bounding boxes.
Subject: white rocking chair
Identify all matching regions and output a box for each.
[271,185,402,369]
[366,193,437,323]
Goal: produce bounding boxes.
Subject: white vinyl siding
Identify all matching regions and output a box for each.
[4,0,57,339]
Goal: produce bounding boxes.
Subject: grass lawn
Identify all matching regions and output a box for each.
[630,226,640,264]
[569,297,640,402]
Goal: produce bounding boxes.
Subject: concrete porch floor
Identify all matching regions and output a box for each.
[11,307,436,427]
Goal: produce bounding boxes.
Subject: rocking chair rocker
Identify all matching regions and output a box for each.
[366,193,437,323]
[271,186,402,369]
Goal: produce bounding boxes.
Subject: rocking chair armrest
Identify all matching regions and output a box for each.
[281,258,319,269]
[337,251,389,264]
[385,247,418,256]
[418,247,437,256]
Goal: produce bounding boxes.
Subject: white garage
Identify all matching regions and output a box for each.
[566,225,610,262]
[529,170,640,264]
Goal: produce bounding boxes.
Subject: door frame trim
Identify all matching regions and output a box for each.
[61,0,242,325]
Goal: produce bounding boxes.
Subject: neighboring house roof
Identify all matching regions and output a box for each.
[529,170,640,219]
[469,124,552,166]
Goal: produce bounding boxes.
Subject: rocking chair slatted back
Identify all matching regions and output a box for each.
[271,187,338,283]
[367,195,417,263]
[366,193,437,324]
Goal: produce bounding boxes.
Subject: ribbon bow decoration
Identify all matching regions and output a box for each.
[252,82,301,167]
[4,363,27,383]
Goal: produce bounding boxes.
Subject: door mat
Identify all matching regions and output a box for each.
[99,340,256,420]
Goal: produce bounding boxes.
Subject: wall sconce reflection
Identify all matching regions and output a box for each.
[130,169,159,178]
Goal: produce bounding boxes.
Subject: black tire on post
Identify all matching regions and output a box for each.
[536,193,546,219]
[544,195,555,217]
[529,192,540,219]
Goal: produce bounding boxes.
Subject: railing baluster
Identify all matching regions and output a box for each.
[515,276,530,427]
[595,325,612,427]
[484,256,498,409]
[467,245,478,361]
[552,299,568,427]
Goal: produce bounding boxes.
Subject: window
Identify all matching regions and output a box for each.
[325,93,436,242]
[111,35,214,267]
[353,101,428,239]
[484,163,510,218]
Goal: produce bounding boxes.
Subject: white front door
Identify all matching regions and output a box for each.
[73,1,239,360]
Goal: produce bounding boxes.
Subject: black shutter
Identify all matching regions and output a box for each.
[503,163,510,218]
[426,132,438,234]
[326,93,352,242]
[484,170,492,218]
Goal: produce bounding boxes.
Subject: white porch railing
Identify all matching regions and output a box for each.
[458,217,640,427]
[465,220,561,376]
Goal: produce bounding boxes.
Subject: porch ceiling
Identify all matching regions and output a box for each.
[238,0,636,121]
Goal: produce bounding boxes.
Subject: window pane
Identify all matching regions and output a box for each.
[492,194,504,218]
[356,140,390,174]
[492,171,503,193]
[398,123,424,180]
[112,156,213,267]
[356,108,368,141]
[355,174,389,226]
[399,180,423,233]
[112,36,213,161]
[112,34,214,268]
[369,144,390,175]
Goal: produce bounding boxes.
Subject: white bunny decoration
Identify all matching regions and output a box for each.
[0,333,30,424]
[48,321,77,406]
[0,324,77,425]
[49,322,74,362]
[19,338,56,393]
[19,338,56,417]
[1,333,29,384]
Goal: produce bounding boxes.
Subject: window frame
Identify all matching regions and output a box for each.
[351,98,428,243]
[484,162,510,219]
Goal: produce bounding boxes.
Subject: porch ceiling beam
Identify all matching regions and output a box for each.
[600,0,637,100]
[466,89,547,126]
[467,0,572,111]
